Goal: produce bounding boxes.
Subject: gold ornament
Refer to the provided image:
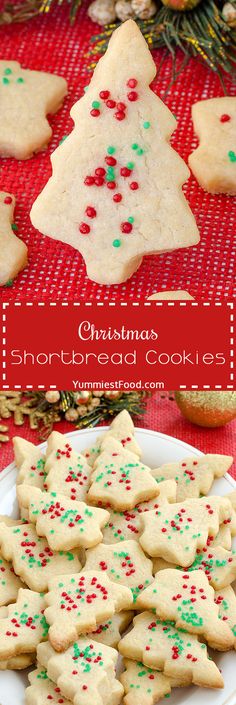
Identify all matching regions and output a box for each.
[175,391,236,428]
[161,0,201,9]
[45,391,60,404]
[88,0,116,24]
[115,0,136,20]
[65,407,79,422]
[222,2,236,26]
[75,391,91,405]
[104,391,122,400]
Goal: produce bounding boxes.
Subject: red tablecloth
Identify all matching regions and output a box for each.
[1,393,235,478]
[0,3,235,301]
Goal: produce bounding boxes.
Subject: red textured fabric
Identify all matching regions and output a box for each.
[0,4,235,301]
[0,393,235,478]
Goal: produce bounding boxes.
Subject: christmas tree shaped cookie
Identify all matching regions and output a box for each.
[91,611,134,647]
[214,586,236,650]
[0,554,25,607]
[0,589,48,661]
[37,638,123,705]
[153,545,236,589]
[148,291,194,300]
[87,438,158,510]
[0,522,81,592]
[136,568,234,650]
[189,97,236,194]
[45,570,133,651]
[26,667,71,705]
[44,432,93,501]
[84,539,154,603]
[0,60,67,159]
[17,485,109,551]
[30,20,199,285]
[151,453,233,502]
[13,436,46,490]
[120,659,172,705]
[139,495,232,566]
[0,191,27,286]
[83,410,141,466]
[0,652,35,670]
[118,611,224,688]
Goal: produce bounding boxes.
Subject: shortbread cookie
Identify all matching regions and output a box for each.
[91,611,134,647]
[17,485,109,551]
[120,659,172,705]
[136,568,234,650]
[44,432,92,501]
[0,553,25,607]
[215,586,236,650]
[37,638,123,705]
[189,97,236,195]
[148,291,194,300]
[226,490,236,534]
[88,438,158,510]
[30,20,199,285]
[102,479,176,544]
[13,437,46,490]
[0,652,35,669]
[26,667,71,705]
[45,571,133,651]
[118,611,223,688]
[212,523,232,550]
[0,191,27,285]
[0,60,67,159]
[153,546,236,589]
[139,495,232,566]
[83,410,141,466]
[0,589,48,660]
[84,540,153,603]
[0,523,81,592]
[151,453,233,502]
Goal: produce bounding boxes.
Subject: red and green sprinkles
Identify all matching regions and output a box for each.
[2,68,24,85]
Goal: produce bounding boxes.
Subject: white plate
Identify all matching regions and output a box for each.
[0,427,235,705]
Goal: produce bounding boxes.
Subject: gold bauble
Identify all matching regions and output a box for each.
[175,391,236,428]
[45,391,60,404]
[161,0,201,10]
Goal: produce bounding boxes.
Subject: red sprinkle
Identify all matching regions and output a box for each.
[115,111,125,121]
[127,91,138,102]
[120,167,131,177]
[86,206,97,218]
[130,181,139,190]
[106,181,116,190]
[121,221,133,234]
[106,99,116,109]
[84,176,94,186]
[3,196,12,205]
[117,102,126,111]
[113,193,122,203]
[127,78,137,88]
[95,167,106,177]
[79,223,90,234]
[94,176,104,186]
[220,114,231,122]
[105,156,117,166]
[99,90,110,100]
[90,109,100,117]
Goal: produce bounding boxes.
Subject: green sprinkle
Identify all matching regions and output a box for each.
[84,85,89,92]
[132,143,138,150]
[128,216,134,223]
[59,134,69,145]
[2,77,9,85]
[228,150,236,163]
[143,121,150,129]
[107,146,116,154]
[126,162,134,169]
[137,148,144,156]
[16,77,24,84]
[92,100,100,109]
[4,279,13,287]
[4,68,12,75]
[113,239,121,248]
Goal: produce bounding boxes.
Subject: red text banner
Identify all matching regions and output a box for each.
[1,302,234,391]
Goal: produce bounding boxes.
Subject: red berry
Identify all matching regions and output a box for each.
[106,99,116,108]
[129,181,139,190]
[86,206,97,218]
[115,111,125,121]
[90,109,100,117]
[79,222,90,234]
[105,156,117,166]
[120,167,131,177]
[121,221,132,233]
[127,91,138,102]
[107,181,116,190]
[84,176,94,186]
[113,193,122,202]
[99,90,110,99]
[220,114,230,122]
[95,167,106,176]
[3,196,12,205]
[127,78,137,88]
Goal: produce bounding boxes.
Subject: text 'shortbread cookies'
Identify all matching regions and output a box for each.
[84,539,153,603]
[13,437,46,490]
[151,453,233,501]
[118,611,224,688]
[83,410,141,466]
[102,480,176,543]
[139,495,232,566]
[88,438,158,510]
[136,568,234,650]
[44,432,93,501]
[0,522,81,592]
[0,191,28,286]
[0,589,48,660]
[0,61,67,159]
[17,485,109,551]
[189,97,236,194]
[30,20,199,285]
[45,570,133,651]
[37,638,124,705]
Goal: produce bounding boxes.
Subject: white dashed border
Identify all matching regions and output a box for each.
[1,301,234,390]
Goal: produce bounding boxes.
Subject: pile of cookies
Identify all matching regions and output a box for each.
[0,410,236,704]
